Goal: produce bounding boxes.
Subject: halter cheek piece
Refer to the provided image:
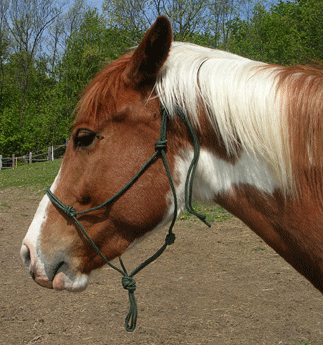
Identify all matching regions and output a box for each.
[46,106,210,332]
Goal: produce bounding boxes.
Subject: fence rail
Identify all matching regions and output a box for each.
[0,142,68,171]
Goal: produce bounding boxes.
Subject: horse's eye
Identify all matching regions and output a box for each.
[74,129,97,148]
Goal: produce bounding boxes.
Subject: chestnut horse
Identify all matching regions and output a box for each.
[21,16,323,329]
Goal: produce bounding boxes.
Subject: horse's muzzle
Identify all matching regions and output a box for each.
[20,241,89,292]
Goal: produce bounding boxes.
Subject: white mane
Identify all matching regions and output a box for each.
[155,42,292,193]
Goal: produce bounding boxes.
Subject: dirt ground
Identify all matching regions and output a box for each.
[1,187,323,345]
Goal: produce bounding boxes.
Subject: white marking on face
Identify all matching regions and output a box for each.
[20,169,61,276]
[22,169,61,246]
[20,168,91,291]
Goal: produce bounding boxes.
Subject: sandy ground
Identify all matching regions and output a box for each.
[1,186,323,345]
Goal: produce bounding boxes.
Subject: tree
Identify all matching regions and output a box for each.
[102,0,149,44]
[6,0,62,127]
[227,1,304,64]
[152,0,207,40]
[102,0,208,42]
[0,0,89,154]
[0,0,9,105]
[206,0,241,49]
[298,0,323,61]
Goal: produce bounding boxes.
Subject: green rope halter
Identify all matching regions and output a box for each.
[46,105,210,332]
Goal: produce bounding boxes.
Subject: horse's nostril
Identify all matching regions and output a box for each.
[20,243,31,267]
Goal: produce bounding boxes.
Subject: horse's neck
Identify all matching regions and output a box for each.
[175,145,323,292]
[215,182,323,293]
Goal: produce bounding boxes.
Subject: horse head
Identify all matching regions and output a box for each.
[20,17,179,291]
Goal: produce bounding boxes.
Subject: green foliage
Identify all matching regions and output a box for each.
[60,10,133,103]
[228,2,301,64]
[298,0,323,61]
[0,8,135,156]
[2,0,323,157]
[228,0,323,65]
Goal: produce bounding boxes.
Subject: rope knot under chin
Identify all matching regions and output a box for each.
[122,276,136,293]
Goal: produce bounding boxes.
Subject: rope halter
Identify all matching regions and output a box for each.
[46,105,210,332]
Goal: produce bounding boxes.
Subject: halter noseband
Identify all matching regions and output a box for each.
[46,105,210,332]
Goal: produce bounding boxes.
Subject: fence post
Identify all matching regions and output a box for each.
[12,154,15,168]
[47,147,51,161]
[0,155,2,171]
[29,152,32,164]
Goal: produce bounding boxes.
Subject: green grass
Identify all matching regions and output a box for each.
[0,159,62,190]
[178,201,233,223]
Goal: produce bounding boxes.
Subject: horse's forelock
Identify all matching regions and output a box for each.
[75,52,133,124]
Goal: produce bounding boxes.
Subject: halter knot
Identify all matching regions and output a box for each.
[122,276,136,293]
[63,205,76,217]
[165,232,176,245]
[155,140,168,151]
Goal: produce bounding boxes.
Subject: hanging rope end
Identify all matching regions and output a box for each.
[204,219,212,228]
[186,208,212,228]
[121,275,138,332]
[197,213,212,228]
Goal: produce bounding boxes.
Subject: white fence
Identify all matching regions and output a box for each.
[0,142,68,171]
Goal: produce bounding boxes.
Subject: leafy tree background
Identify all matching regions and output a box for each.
[0,0,322,156]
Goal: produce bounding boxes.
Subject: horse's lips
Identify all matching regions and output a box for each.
[52,265,89,292]
[25,253,89,292]
[26,257,89,292]
[34,275,54,289]
[52,272,69,291]
[32,267,89,292]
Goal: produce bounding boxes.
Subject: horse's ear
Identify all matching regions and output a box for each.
[123,16,172,86]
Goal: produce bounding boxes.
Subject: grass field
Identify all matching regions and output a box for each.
[0,159,62,190]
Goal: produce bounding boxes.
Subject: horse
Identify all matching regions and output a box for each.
[21,15,323,328]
